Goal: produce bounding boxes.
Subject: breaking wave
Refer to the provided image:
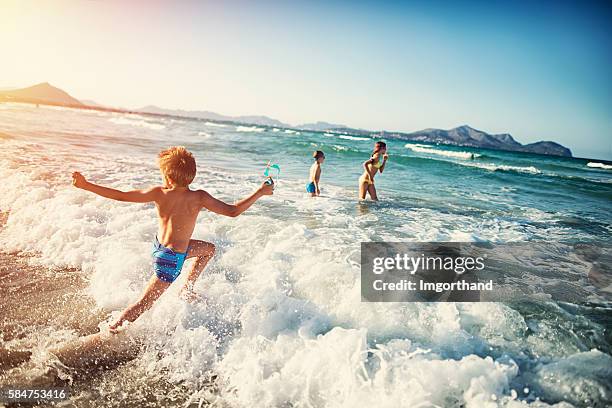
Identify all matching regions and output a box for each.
[405,143,480,159]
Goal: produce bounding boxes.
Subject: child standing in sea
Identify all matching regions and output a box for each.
[306,150,325,197]
[359,141,388,201]
[72,146,274,332]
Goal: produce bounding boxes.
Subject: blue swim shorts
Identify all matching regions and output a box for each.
[306,182,316,193]
[152,237,188,283]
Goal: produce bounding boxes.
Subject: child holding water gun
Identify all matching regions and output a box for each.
[72,146,274,332]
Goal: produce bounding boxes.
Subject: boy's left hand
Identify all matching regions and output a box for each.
[71,171,88,189]
[259,179,274,195]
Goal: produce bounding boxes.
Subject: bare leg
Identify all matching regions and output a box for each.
[367,183,379,201]
[109,275,171,333]
[359,179,369,200]
[180,239,215,301]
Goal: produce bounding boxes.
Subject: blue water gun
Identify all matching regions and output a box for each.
[264,161,280,185]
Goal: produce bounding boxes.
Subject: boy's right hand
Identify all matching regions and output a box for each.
[259,179,274,196]
[72,171,88,189]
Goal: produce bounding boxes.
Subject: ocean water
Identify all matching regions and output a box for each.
[0,103,611,407]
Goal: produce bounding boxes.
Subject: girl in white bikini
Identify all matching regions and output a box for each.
[359,141,388,201]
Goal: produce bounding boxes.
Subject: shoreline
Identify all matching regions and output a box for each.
[0,99,587,160]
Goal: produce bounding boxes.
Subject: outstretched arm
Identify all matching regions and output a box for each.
[199,181,273,217]
[72,172,160,203]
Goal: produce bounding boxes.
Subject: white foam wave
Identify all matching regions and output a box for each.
[525,350,612,406]
[236,125,264,133]
[460,162,541,174]
[339,135,370,141]
[198,131,211,138]
[405,143,480,159]
[395,207,528,242]
[216,328,520,407]
[109,116,165,130]
[587,161,612,170]
[205,121,227,127]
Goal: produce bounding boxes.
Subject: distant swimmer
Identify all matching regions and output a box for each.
[71,146,274,333]
[307,150,325,197]
[359,141,388,201]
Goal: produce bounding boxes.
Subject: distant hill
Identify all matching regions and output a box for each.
[0,82,83,106]
[1,83,573,157]
[131,108,573,157]
[80,99,103,107]
[297,121,348,131]
[521,141,572,157]
[138,105,290,128]
[361,125,572,157]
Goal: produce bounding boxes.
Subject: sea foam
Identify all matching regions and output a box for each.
[109,116,165,130]
[339,135,370,141]
[205,121,227,127]
[236,125,265,133]
[587,161,612,170]
[405,143,480,159]
[459,161,541,174]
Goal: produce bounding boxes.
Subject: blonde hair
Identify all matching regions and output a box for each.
[158,146,196,187]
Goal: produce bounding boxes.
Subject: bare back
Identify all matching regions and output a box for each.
[154,187,203,253]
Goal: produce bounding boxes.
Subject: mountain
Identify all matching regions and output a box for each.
[233,115,289,127]
[0,82,83,106]
[80,99,103,107]
[1,83,572,157]
[377,125,572,157]
[137,105,290,128]
[521,141,572,157]
[297,121,348,131]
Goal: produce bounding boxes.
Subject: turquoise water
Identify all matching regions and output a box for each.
[0,104,611,407]
[170,118,612,243]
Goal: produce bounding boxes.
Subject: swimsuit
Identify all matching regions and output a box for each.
[152,236,188,283]
[360,156,382,185]
[306,182,316,193]
[359,173,374,186]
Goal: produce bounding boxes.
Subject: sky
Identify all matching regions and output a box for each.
[1,0,611,159]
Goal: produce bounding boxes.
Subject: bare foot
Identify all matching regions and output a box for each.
[108,319,126,334]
